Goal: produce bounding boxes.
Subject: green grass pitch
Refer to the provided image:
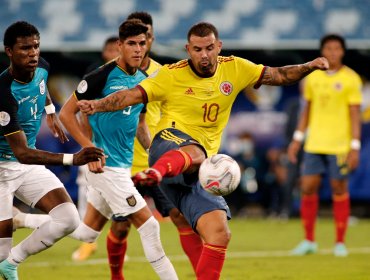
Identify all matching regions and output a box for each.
[14,218,370,279]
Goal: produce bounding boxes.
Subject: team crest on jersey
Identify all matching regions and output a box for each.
[0,111,10,126]
[126,195,137,207]
[334,82,343,91]
[77,80,88,93]
[220,81,233,96]
[39,79,45,95]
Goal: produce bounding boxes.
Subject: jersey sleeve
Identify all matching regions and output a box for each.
[303,75,313,101]
[234,57,265,89]
[74,67,109,101]
[137,67,173,103]
[0,81,21,136]
[347,73,362,105]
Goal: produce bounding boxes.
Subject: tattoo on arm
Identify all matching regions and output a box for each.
[262,63,312,86]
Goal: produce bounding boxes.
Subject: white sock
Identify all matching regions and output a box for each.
[68,222,100,243]
[137,216,178,280]
[0,238,12,261]
[24,213,51,229]
[8,202,79,265]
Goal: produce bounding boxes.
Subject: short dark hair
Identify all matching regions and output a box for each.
[104,36,119,46]
[320,34,346,51]
[4,21,40,48]
[127,11,153,26]
[118,19,148,41]
[187,22,219,42]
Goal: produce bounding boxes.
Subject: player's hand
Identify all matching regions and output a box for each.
[346,149,360,171]
[46,113,69,143]
[77,100,98,115]
[287,141,301,164]
[73,147,105,167]
[307,57,329,71]
[87,160,105,174]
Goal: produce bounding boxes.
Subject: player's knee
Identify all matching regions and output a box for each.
[49,202,80,235]
[138,216,159,237]
[111,220,131,239]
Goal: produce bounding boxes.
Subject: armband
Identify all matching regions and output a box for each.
[63,154,74,165]
[45,104,56,114]
[293,130,305,142]
[350,139,361,150]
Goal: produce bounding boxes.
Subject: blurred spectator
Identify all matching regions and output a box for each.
[85,36,119,73]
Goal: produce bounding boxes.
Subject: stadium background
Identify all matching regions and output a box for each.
[1,0,370,217]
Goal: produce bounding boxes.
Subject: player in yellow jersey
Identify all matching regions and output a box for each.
[288,34,362,257]
[106,12,203,279]
[78,22,329,279]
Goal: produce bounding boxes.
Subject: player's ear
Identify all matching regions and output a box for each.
[4,46,12,57]
[217,40,223,54]
[185,44,190,54]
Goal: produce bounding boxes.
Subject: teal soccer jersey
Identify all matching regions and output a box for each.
[74,61,147,168]
[0,57,49,161]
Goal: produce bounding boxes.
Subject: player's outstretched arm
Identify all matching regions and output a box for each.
[78,87,143,115]
[6,131,105,166]
[261,57,329,86]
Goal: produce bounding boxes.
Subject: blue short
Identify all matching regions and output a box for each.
[148,128,231,230]
[302,152,348,180]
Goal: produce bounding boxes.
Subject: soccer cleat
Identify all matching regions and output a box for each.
[71,242,98,261]
[290,240,318,256]
[333,242,348,257]
[131,168,162,187]
[0,259,18,280]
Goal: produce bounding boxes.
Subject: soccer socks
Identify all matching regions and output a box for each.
[333,192,350,243]
[178,227,203,271]
[0,238,12,261]
[152,150,192,177]
[137,216,178,280]
[107,229,127,280]
[196,243,226,280]
[8,202,79,264]
[300,194,318,242]
[69,222,101,243]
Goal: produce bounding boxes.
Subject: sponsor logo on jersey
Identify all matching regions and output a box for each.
[77,80,88,93]
[110,85,128,90]
[18,96,30,105]
[0,111,10,126]
[39,79,45,95]
[220,81,233,96]
[185,87,195,95]
[126,195,137,207]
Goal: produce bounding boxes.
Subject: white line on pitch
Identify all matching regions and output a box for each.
[24,247,370,267]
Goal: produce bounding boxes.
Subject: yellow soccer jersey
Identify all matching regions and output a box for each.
[131,58,162,174]
[138,56,265,155]
[304,66,362,154]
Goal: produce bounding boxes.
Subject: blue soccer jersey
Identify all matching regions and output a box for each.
[74,61,147,168]
[0,58,49,161]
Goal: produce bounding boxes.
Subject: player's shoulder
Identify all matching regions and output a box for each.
[0,68,13,90]
[149,58,162,68]
[38,57,50,71]
[166,59,189,70]
[341,65,361,79]
[217,55,237,64]
[83,60,117,80]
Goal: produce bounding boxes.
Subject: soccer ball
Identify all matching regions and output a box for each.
[199,154,241,196]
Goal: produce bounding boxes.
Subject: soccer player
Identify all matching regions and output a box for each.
[288,34,362,257]
[78,22,329,279]
[105,12,203,280]
[71,35,120,262]
[0,21,105,280]
[59,19,178,279]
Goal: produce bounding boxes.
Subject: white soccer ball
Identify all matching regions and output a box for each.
[199,154,241,196]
